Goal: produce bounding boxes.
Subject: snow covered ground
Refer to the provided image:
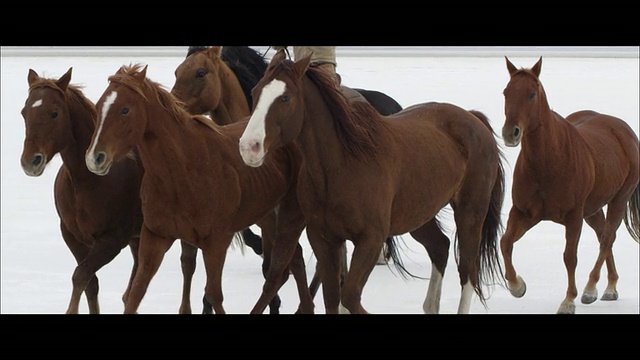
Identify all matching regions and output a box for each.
[1,47,638,314]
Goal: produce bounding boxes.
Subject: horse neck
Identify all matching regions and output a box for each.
[296,78,352,180]
[212,63,250,122]
[137,97,226,180]
[521,91,573,162]
[59,93,97,178]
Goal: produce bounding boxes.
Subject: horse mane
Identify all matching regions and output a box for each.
[303,64,387,162]
[28,77,97,122]
[186,46,269,109]
[109,63,224,136]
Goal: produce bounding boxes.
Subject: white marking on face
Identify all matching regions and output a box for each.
[31,99,43,108]
[86,91,117,169]
[238,79,286,167]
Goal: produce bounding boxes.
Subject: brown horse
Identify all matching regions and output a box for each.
[239,50,506,314]
[85,63,315,314]
[172,45,309,314]
[171,46,403,304]
[500,57,639,314]
[19,67,144,314]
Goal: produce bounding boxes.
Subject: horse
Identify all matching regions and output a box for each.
[238,49,506,314]
[85,63,315,314]
[171,45,404,304]
[500,57,639,314]
[19,67,144,314]
[172,45,306,314]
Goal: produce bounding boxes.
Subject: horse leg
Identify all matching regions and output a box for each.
[241,227,263,256]
[250,216,282,314]
[290,242,316,314]
[123,225,175,314]
[557,212,584,314]
[60,225,94,314]
[121,236,139,307]
[409,219,450,314]
[200,234,234,314]
[309,243,347,299]
[500,207,539,300]
[583,198,630,304]
[306,227,343,314]
[178,240,198,314]
[341,234,385,314]
[581,210,606,303]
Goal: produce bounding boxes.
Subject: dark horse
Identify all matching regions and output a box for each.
[500,57,639,314]
[19,68,144,313]
[171,46,403,304]
[239,50,506,314]
[85,64,315,314]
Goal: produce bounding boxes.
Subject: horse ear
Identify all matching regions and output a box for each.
[505,56,518,76]
[56,67,73,91]
[27,69,39,86]
[293,55,312,79]
[135,65,148,83]
[531,57,542,78]
[208,46,222,59]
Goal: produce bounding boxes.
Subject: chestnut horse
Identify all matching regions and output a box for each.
[500,57,639,314]
[85,64,315,314]
[171,46,404,303]
[239,50,506,314]
[19,67,144,314]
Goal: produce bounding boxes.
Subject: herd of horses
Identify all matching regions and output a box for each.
[19,46,639,314]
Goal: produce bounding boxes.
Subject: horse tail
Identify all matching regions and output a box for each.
[469,109,507,305]
[624,183,640,242]
[387,231,431,281]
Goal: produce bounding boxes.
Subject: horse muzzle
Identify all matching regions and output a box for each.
[502,124,522,147]
[85,151,112,176]
[20,152,47,177]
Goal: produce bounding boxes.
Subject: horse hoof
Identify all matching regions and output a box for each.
[507,276,526,298]
[600,290,619,301]
[580,290,598,304]
[557,302,576,314]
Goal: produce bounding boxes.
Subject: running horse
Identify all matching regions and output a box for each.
[85,64,315,314]
[171,46,404,302]
[19,67,144,314]
[500,57,639,314]
[239,50,506,314]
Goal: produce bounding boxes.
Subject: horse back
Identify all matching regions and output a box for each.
[566,110,639,211]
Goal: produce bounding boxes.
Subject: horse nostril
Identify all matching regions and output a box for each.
[250,142,261,153]
[96,152,106,166]
[32,154,43,166]
[513,127,520,138]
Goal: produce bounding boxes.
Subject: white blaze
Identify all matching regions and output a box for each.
[86,91,117,168]
[238,79,286,167]
[31,99,43,108]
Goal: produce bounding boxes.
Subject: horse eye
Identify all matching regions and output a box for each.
[529,92,536,100]
[281,95,290,102]
[196,69,207,78]
[121,107,130,115]
[51,111,58,119]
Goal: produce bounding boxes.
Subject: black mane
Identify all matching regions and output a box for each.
[186,46,268,109]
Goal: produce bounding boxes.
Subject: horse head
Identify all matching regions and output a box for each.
[21,67,74,176]
[86,64,149,176]
[502,56,546,147]
[238,49,310,167]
